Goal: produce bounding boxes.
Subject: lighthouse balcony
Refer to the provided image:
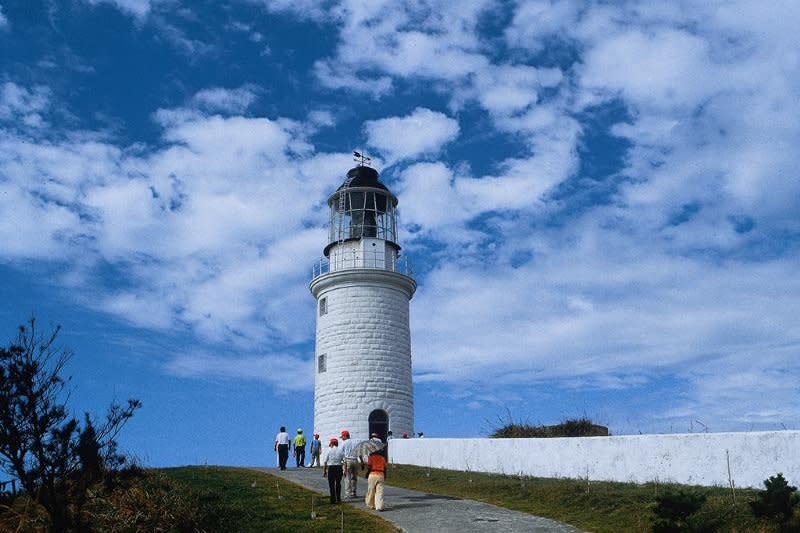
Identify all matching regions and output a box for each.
[311,248,413,280]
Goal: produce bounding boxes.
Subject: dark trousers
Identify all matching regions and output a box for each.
[295,445,305,467]
[327,464,343,503]
[277,444,289,470]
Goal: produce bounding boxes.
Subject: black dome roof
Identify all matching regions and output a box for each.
[337,166,390,193]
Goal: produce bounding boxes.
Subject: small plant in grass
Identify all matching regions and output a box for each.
[749,473,799,523]
[651,488,707,532]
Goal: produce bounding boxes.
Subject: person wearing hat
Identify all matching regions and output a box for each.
[293,428,307,467]
[274,426,290,470]
[309,433,322,467]
[364,434,387,511]
[323,437,345,504]
[340,430,359,498]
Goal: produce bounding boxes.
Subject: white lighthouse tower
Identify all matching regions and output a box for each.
[310,158,416,443]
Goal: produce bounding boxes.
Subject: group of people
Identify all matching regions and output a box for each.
[273,427,323,470]
[273,426,388,511]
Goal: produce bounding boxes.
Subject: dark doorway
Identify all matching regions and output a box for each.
[368,409,389,442]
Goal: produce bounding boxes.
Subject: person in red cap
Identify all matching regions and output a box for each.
[340,430,359,498]
[323,437,345,504]
[309,433,322,467]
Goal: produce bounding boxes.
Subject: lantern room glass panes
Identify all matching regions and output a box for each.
[329,188,397,243]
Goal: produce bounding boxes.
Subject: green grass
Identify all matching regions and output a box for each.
[161,466,398,533]
[385,464,780,533]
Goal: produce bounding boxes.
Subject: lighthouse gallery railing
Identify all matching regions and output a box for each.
[311,249,413,280]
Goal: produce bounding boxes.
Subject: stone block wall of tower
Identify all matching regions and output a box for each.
[312,272,414,442]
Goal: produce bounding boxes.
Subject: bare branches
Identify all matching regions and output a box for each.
[0,317,141,531]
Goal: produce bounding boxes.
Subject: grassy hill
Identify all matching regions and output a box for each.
[161,467,398,533]
[384,464,793,532]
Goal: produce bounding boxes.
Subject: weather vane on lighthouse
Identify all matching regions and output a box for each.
[353,150,372,167]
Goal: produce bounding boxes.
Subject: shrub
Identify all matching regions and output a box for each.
[750,473,799,523]
[651,488,708,533]
[0,496,51,532]
[83,471,231,532]
[491,416,607,438]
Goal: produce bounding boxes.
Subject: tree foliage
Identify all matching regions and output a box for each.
[0,318,141,531]
[651,488,708,533]
[750,473,800,523]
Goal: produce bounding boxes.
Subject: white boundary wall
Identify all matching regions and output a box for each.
[388,431,800,489]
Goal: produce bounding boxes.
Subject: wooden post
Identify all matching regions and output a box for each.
[726,450,737,505]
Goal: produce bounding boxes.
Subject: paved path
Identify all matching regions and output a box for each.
[258,467,582,533]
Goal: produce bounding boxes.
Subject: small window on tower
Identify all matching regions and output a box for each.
[319,297,327,316]
[318,354,326,373]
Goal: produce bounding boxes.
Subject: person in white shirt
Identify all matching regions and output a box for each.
[323,437,345,504]
[340,430,360,498]
[274,426,290,471]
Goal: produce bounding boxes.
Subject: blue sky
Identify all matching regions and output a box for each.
[1,0,799,466]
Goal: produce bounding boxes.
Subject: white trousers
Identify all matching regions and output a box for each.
[365,473,385,510]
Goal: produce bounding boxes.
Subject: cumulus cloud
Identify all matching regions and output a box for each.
[471,64,562,116]
[0,4,8,28]
[191,86,258,114]
[364,107,459,162]
[270,0,800,429]
[4,0,800,430]
[0,83,352,353]
[409,215,800,430]
[312,0,492,91]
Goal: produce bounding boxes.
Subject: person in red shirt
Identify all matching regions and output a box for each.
[364,436,387,511]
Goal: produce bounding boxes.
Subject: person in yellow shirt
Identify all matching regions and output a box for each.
[293,428,307,467]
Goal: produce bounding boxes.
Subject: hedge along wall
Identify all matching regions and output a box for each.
[388,431,800,489]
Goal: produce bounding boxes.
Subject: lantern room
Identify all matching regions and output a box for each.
[324,165,399,256]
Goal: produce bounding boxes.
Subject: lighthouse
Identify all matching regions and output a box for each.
[310,157,416,443]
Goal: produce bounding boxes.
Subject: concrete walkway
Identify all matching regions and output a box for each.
[258,467,582,533]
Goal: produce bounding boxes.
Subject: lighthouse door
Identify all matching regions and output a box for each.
[368,409,389,441]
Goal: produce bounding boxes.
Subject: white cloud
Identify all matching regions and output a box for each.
[163,351,313,392]
[4,0,800,429]
[504,0,581,52]
[364,107,459,162]
[395,163,465,229]
[307,110,335,129]
[0,85,352,354]
[313,61,392,98]
[472,64,563,116]
[410,216,800,428]
[0,82,50,126]
[252,0,330,21]
[191,87,258,114]
[0,4,8,28]
[85,0,151,18]
[0,181,82,259]
[579,29,719,112]
[312,0,493,92]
